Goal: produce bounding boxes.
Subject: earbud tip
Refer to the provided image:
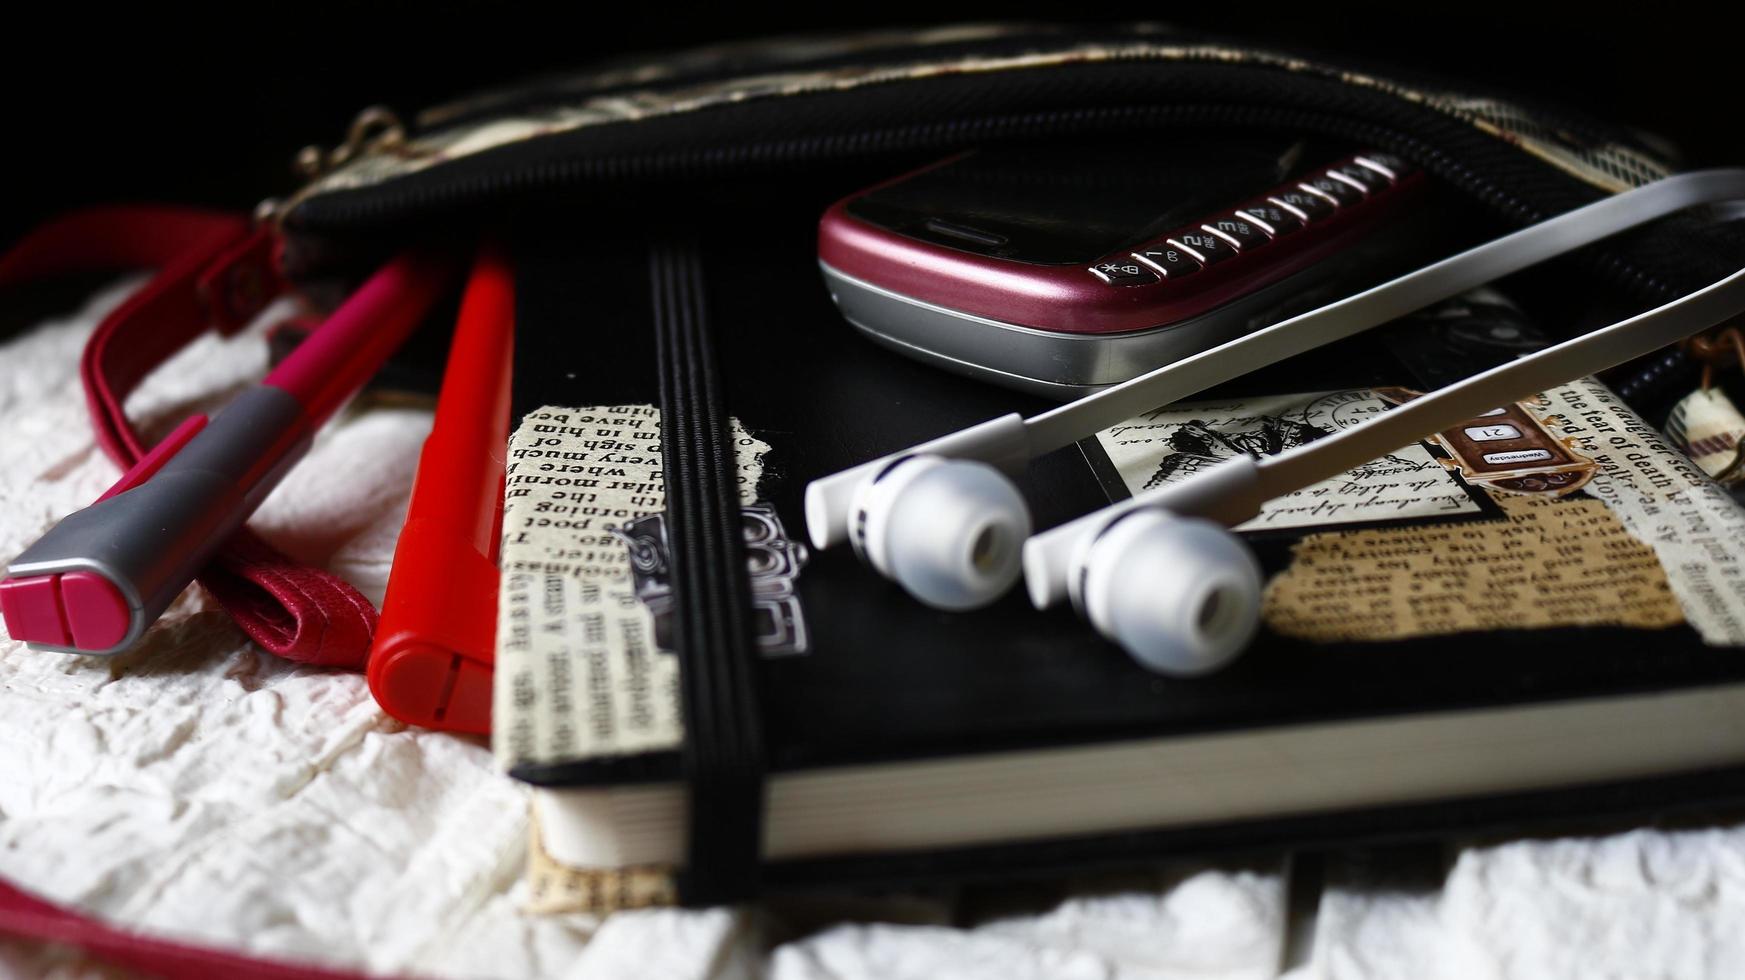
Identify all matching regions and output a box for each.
[875,458,1030,610]
[1085,514,1262,676]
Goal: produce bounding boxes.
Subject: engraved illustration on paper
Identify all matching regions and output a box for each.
[1096,390,1485,532]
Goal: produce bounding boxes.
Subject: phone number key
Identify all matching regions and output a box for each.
[1132,246,1203,279]
[1089,260,1161,287]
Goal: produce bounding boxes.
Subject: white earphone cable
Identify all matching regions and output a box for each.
[1256,265,1745,498]
[1024,169,1745,454]
[1024,174,1745,609]
[807,169,1745,551]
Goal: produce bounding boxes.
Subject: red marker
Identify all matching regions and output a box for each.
[3,250,455,656]
[367,244,514,733]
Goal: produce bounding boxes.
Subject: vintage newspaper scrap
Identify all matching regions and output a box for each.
[1264,493,1682,640]
[493,405,768,770]
[1094,379,1745,645]
[1547,379,1745,644]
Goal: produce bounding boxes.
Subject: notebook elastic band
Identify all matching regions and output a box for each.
[649,234,768,904]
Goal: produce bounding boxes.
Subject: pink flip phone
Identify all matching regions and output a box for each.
[818,137,1436,397]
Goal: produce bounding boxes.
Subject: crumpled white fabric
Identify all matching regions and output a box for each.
[0,282,601,979]
[769,866,1287,980]
[1296,828,1745,980]
[2,279,1743,980]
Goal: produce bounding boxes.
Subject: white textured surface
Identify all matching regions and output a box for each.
[769,867,1287,980]
[1292,828,1745,980]
[0,282,606,979]
[2,280,1743,979]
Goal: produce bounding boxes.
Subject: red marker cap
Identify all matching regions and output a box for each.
[367,243,513,733]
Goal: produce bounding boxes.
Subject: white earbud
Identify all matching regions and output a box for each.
[1072,510,1262,675]
[849,455,1031,610]
[1023,166,1745,673]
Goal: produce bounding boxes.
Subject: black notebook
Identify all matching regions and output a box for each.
[493,200,1745,910]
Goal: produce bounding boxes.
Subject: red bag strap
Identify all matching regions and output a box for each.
[0,207,375,667]
[0,879,377,980]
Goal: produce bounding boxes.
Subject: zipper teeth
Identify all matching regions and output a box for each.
[299,103,1538,224]
[422,40,1642,159]
[292,101,1682,304]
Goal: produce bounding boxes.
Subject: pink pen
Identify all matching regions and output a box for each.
[1,250,455,656]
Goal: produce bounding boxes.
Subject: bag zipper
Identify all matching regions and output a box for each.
[285,99,1703,306]
[278,43,1744,416]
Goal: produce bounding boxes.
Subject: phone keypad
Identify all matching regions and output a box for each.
[1168,231,1236,265]
[1235,203,1303,236]
[1086,151,1416,288]
[1330,164,1390,193]
[1270,190,1333,222]
[1134,245,1202,278]
[1355,154,1411,180]
[1089,259,1161,287]
[1302,175,1364,206]
[1204,214,1271,250]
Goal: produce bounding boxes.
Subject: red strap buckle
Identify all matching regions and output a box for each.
[197,225,285,335]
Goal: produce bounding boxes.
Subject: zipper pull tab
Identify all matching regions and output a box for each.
[293,105,406,179]
[259,106,408,225]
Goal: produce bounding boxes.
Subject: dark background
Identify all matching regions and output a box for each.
[3,4,1734,246]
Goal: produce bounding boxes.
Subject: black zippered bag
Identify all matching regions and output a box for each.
[274,24,1745,905]
[280,24,1739,314]
[277,23,1745,426]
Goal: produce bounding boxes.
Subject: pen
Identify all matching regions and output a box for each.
[0,250,455,656]
[367,244,513,732]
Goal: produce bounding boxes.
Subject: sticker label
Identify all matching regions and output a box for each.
[1463,423,1522,442]
[1483,449,1554,465]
